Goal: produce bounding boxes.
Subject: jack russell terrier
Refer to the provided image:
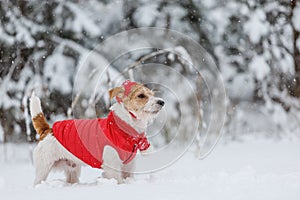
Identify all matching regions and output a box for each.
[30,80,165,185]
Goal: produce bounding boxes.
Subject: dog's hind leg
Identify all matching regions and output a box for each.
[34,167,52,185]
[33,157,53,185]
[64,164,81,184]
[33,137,58,185]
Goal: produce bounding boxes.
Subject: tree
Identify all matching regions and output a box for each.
[210,0,300,137]
[290,0,300,97]
[0,0,125,142]
[0,0,300,143]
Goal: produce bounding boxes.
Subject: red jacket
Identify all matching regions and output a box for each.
[52,111,150,168]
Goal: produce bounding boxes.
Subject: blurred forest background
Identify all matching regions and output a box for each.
[0,0,300,143]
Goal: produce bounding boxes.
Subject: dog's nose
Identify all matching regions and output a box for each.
[157,100,165,106]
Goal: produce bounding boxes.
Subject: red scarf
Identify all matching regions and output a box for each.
[52,111,150,168]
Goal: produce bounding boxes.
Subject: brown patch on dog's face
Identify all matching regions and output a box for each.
[122,84,155,114]
[109,86,124,100]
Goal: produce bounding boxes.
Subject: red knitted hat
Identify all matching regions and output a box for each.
[116,80,137,103]
[122,80,137,97]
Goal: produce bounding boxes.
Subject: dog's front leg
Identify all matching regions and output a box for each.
[102,146,124,183]
[122,160,135,180]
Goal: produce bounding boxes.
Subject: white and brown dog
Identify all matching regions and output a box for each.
[30,80,164,185]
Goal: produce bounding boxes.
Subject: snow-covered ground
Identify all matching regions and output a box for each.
[1,138,300,200]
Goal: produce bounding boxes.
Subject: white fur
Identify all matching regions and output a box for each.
[110,103,148,133]
[30,92,42,118]
[144,97,164,114]
[31,94,164,185]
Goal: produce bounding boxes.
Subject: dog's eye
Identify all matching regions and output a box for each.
[137,94,146,99]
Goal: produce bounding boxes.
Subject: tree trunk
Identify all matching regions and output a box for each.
[291,0,300,97]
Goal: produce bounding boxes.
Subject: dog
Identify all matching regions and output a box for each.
[30,80,165,185]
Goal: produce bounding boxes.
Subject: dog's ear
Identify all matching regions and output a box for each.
[109,86,124,100]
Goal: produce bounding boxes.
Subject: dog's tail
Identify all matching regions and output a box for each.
[30,92,52,141]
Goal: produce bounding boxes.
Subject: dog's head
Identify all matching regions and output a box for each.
[109,80,165,121]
